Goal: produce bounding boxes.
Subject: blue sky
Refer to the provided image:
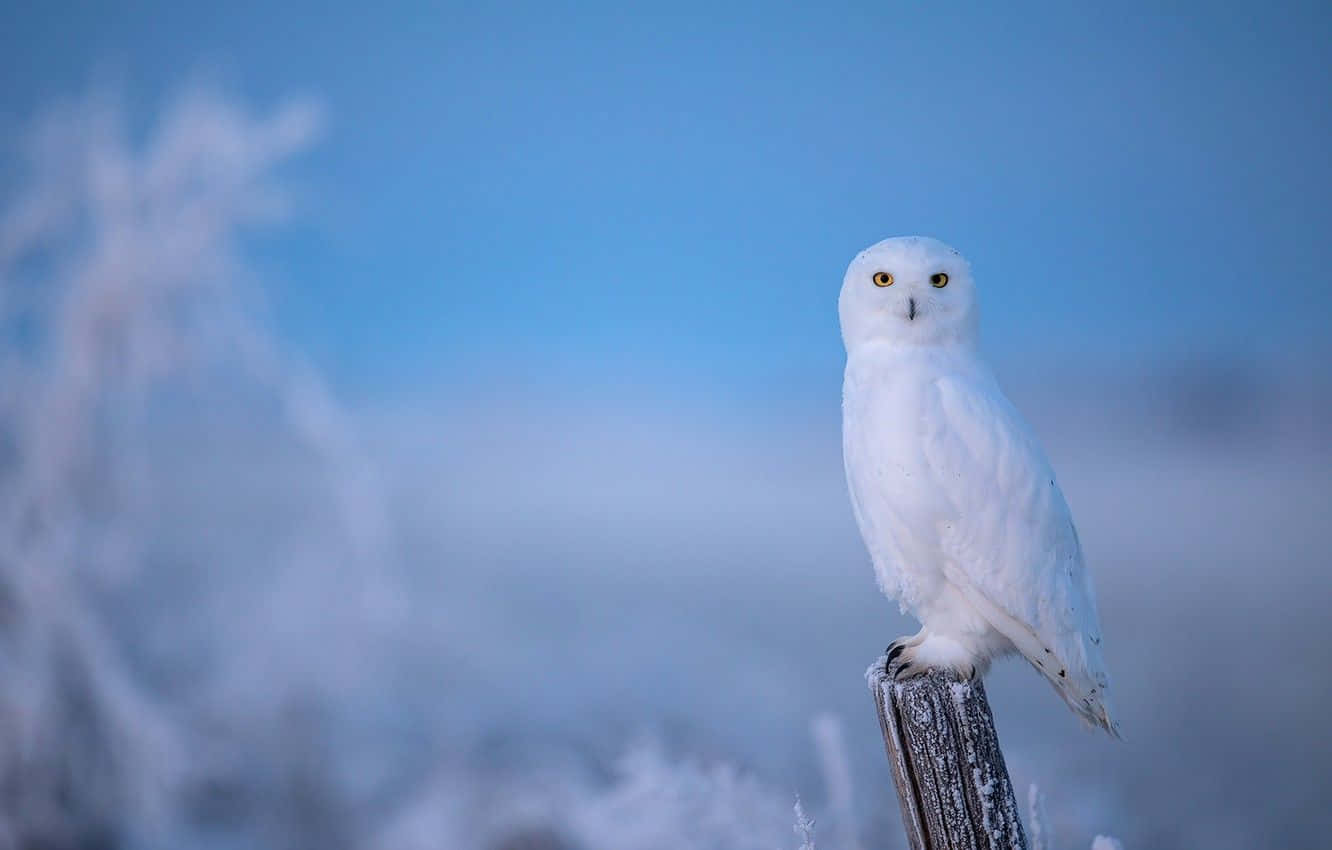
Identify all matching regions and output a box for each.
[5,1,1329,397]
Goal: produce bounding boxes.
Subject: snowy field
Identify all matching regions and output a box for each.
[1,89,1328,850]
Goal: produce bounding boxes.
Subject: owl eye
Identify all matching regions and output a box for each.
[872,271,894,287]
[930,272,949,288]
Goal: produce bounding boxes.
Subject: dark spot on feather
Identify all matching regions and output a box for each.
[1059,669,1066,678]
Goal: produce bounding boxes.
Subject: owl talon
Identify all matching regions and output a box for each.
[887,642,907,663]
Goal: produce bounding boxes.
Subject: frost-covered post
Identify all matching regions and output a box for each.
[868,655,1028,850]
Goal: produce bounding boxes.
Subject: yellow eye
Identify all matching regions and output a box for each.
[930,272,949,288]
[872,271,894,287]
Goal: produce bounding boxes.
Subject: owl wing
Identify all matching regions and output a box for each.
[922,372,1118,734]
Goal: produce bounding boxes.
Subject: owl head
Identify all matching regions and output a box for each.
[839,236,979,352]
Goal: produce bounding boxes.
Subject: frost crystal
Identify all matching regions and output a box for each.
[1028,784,1051,850]
[792,796,817,850]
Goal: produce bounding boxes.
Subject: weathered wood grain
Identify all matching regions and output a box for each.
[868,655,1028,850]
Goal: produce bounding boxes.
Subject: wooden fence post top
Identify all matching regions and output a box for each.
[868,654,1029,850]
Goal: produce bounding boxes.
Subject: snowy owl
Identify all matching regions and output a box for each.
[840,236,1118,735]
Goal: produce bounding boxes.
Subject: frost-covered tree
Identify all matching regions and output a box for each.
[0,84,394,849]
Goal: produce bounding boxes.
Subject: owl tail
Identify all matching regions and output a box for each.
[1022,636,1121,739]
[957,582,1122,738]
[1045,667,1122,739]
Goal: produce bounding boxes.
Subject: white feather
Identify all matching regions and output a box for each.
[840,236,1118,735]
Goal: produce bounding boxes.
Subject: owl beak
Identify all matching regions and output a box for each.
[907,297,917,321]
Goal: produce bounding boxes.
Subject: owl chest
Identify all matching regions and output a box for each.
[842,369,957,608]
[843,370,938,495]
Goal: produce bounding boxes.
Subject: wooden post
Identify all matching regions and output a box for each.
[868,654,1028,850]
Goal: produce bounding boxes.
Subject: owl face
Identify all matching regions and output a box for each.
[839,236,979,352]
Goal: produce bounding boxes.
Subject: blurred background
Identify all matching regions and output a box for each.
[1,2,1329,849]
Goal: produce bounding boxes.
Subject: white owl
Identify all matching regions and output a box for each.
[840,236,1118,735]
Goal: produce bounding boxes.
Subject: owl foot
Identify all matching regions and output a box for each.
[885,631,927,679]
[886,632,979,681]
